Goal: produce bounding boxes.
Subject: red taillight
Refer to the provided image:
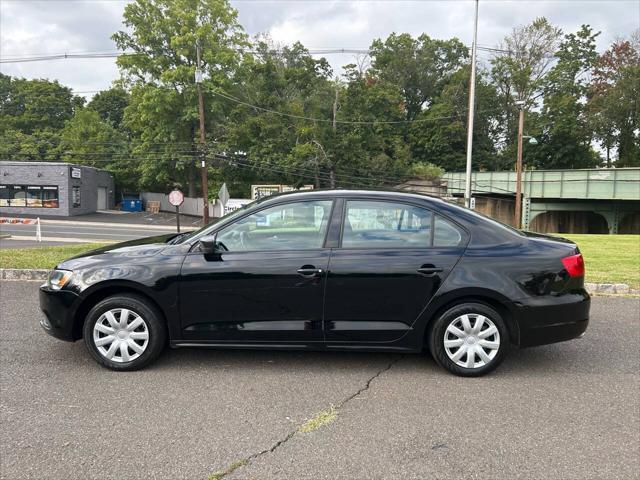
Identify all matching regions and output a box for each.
[562,253,585,278]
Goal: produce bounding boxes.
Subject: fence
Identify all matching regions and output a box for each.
[140,192,214,217]
[0,217,41,241]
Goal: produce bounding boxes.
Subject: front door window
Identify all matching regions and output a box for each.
[217,200,333,251]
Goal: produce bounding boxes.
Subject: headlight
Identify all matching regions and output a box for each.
[48,269,73,290]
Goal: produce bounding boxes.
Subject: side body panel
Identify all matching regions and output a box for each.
[178,250,329,342]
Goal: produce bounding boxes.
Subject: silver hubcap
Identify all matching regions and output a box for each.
[444,314,500,369]
[93,308,149,363]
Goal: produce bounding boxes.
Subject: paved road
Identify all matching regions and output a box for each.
[1,281,638,480]
[0,211,202,247]
[0,222,176,242]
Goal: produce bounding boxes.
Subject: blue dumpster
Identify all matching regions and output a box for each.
[121,194,142,212]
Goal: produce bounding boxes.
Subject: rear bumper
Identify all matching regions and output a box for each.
[39,286,80,341]
[516,290,590,348]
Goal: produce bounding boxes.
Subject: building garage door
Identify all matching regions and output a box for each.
[97,187,108,210]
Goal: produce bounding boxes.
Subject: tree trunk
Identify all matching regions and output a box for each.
[329,167,336,188]
[313,154,320,189]
[187,160,196,198]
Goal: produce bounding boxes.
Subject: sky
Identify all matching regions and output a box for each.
[1,0,639,98]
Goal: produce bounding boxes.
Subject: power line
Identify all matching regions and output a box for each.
[210,87,501,125]
[0,45,522,64]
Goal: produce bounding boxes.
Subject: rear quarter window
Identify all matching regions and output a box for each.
[434,216,463,247]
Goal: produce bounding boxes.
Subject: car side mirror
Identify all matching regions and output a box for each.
[198,235,225,258]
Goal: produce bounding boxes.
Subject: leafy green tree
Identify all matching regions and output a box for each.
[57,109,136,190]
[87,87,130,129]
[369,33,468,121]
[408,67,501,171]
[113,0,248,195]
[589,34,639,167]
[527,25,602,169]
[0,73,84,134]
[0,73,84,162]
[491,18,563,153]
[331,68,412,187]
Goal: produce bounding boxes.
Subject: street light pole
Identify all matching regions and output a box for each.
[196,41,209,225]
[514,103,525,229]
[464,0,479,208]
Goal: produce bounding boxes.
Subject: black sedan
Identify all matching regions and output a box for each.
[40,190,589,376]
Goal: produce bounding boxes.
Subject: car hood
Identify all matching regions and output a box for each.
[57,233,180,270]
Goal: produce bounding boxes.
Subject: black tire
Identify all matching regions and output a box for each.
[83,295,166,371]
[429,303,509,377]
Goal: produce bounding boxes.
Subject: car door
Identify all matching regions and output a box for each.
[324,198,467,344]
[179,199,334,343]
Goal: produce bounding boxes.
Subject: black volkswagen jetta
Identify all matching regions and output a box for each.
[40,190,590,376]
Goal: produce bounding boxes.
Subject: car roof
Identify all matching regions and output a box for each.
[258,188,446,206]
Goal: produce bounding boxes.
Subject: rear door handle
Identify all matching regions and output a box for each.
[297,267,324,277]
[417,267,443,276]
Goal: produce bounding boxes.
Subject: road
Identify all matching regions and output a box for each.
[0,221,176,242]
[1,281,638,480]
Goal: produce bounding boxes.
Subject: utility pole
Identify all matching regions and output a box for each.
[195,40,209,225]
[463,0,479,209]
[514,101,525,229]
[330,87,338,188]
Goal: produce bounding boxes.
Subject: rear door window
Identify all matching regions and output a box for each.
[342,200,432,248]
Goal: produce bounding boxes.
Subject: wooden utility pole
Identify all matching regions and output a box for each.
[196,41,209,225]
[330,88,338,188]
[514,106,525,229]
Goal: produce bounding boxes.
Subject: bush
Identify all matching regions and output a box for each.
[409,162,445,181]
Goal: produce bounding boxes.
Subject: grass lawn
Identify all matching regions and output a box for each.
[1,235,638,288]
[0,243,111,270]
[561,234,640,289]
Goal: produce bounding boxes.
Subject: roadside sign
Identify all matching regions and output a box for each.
[168,189,184,207]
[218,183,230,206]
[168,189,184,233]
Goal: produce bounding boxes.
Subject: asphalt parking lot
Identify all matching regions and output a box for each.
[1,281,638,480]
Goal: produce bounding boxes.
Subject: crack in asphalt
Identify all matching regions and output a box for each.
[210,355,403,480]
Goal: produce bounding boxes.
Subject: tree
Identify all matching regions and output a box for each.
[0,73,84,162]
[87,87,130,129]
[527,25,602,169]
[332,67,412,187]
[491,18,563,153]
[408,67,501,171]
[57,109,137,190]
[369,33,468,121]
[589,33,640,166]
[220,40,335,190]
[113,0,248,195]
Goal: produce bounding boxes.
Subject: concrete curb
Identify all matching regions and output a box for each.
[1,269,638,296]
[584,283,639,295]
[1,269,50,281]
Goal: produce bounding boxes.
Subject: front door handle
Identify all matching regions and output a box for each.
[297,266,324,277]
[417,266,443,276]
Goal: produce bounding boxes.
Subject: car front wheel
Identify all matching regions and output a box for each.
[429,303,509,377]
[83,295,166,371]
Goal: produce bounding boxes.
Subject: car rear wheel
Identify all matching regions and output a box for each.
[429,303,509,377]
[83,295,166,371]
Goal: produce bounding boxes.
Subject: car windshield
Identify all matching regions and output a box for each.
[171,199,258,244]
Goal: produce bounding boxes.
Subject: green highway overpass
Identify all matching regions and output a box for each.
[442,168,640,234]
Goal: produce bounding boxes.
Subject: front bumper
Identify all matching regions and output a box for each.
[516,290,590,348]
[39,285,80,341]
